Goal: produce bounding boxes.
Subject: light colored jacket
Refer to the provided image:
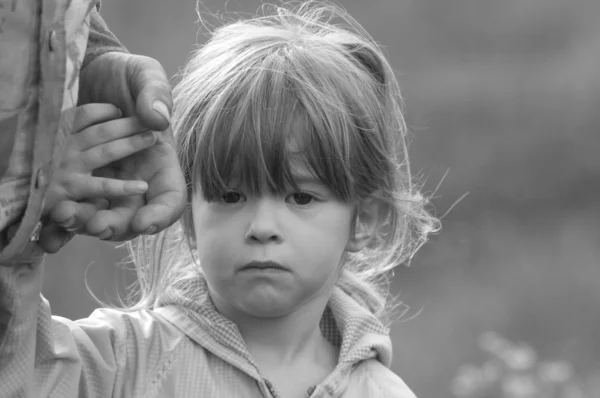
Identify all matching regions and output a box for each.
[0,253,417,398]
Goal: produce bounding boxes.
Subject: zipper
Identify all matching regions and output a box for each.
[263,379,317,398]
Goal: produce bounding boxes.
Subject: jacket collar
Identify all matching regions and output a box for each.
[155,274,393,384]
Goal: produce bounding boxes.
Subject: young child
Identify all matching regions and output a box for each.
[0,2,439,397]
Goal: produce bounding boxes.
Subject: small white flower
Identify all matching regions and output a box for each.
[451,364,483,397]
[479,331,511,356]
[501,344,537,371]
[501,374,539,397]
[538,361,573,384]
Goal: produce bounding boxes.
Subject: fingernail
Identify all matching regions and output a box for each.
[131,181,148,194]
[144,225,157,235]
[96,228,113,240]
[60,216,75,229]
[152,101,170,124]
[141,131,157,143]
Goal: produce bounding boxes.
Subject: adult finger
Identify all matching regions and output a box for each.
[127,55,173,131]
[72,103,123,134]
[38,224,75,254]
[83,131,157,170]
[130,142,187,234]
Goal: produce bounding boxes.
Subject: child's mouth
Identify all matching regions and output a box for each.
[239,260,289,272]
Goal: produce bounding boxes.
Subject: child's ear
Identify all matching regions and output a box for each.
[346,195,386,253]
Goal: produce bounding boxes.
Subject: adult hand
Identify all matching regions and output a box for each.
[39,52,186,251]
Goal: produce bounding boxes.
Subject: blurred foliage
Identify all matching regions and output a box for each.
[44,0,600,396]
[451,331,599,398]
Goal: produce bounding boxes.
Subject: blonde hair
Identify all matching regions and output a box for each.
[123,1,440,325]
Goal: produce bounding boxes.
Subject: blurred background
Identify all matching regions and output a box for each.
[44,0,600,396]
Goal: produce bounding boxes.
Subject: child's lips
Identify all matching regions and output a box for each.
[239,260,289,272]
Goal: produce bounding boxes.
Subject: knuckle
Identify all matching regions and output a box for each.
[76,105,92,123]
[133,133,151,147]
[100,179,113,195]
[63,177,76,193]
[100,144,113,160]
[96,125,112,141]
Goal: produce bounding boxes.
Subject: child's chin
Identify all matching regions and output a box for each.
[238,293,298,318]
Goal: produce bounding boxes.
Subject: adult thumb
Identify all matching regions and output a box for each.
[128,55,173,132]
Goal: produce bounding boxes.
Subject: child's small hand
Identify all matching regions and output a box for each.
[42,103,157,222]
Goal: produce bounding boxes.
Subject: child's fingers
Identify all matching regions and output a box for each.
[67,175,148,200]
[76,116,149,151]
[73,103,123,134]
[84,196,142,241]
[83,131,157,170]
[50,199,110,232]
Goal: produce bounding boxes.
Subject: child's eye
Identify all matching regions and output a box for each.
[289,192,315,205]
[221,191,245,204]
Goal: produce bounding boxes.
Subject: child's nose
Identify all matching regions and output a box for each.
[244,197,282,244]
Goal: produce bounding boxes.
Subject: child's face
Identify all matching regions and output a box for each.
[191,161,355,319]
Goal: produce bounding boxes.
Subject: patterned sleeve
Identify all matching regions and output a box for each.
[0,256,126,397]
[83,4,129,69]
